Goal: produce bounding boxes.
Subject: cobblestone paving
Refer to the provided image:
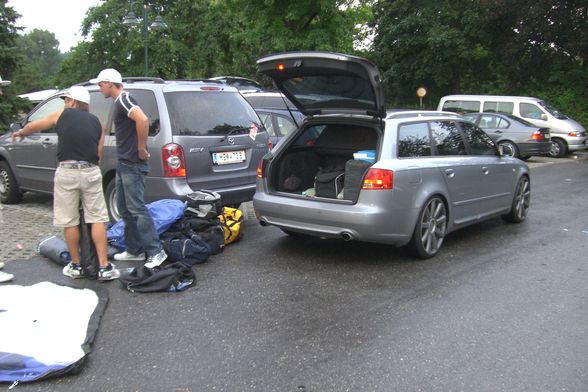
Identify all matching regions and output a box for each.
[0,192,257,265]
[0,153,584,265]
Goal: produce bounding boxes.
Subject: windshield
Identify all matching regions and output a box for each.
[538,101,567,120]
[165,91,261,136]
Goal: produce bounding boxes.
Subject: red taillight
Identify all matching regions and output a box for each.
[201,86,221,91]
[361,169,394,190]
[256,160,265,178]
[162,143,186,177]
[568,131,580,137]
[531,131,545,140]
[268,139,273,150]
[276,63,285,71]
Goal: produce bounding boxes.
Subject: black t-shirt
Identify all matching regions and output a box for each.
[56,108,101,164]
[113,91,143,163]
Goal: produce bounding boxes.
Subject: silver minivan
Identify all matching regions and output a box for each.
[437,94,587,157]
[253,52,530,258]
[0,78,269,220]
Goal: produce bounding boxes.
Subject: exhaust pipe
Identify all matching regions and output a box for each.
[341,232,354,241]
[259,219,268,227]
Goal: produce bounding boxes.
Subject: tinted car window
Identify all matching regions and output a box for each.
[483,101,514,114]
[128,90,160,136]
[29,97,64,131]
[461,122,496,155]
[520,103,544,119]
[258,112,276,137]
[431,121,466,155]
[165,92,260,136]
[275,115,297,136]
[398,122,431,157]
[89,91,112,129]
[442,100,480,114]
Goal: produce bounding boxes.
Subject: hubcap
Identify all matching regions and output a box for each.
[550,141,560,156]
[420,199,447,255]
[501,143,516,157]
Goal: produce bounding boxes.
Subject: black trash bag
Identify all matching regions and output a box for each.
[119,263,196,293]
[79,210,100,279]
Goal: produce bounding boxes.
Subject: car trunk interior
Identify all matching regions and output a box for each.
[269,122,380,202]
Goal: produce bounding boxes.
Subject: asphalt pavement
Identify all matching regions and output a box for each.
[1,154,587,391]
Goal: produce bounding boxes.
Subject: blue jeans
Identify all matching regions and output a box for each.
[116,161,161,256]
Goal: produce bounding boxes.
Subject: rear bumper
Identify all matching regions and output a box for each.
[145,177,255,205]
[253,190,416,246]
[518,141,551,156]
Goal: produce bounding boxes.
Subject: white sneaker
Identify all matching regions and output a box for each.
[144,250,167,269]
[0,270,14,283]
[114,251,146,262]
[0,261,5,269]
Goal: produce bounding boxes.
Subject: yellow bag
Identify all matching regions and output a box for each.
[218,207,243,245]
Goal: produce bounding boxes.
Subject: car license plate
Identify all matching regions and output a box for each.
[212,150,246,165]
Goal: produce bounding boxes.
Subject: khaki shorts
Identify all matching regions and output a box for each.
[53,166,110,227]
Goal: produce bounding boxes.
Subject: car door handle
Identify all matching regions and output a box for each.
[494,130,503,134]
[42,139,53,146]
[444,169,454,178]
[482,166,489,175]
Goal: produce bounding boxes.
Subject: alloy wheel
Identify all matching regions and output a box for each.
[514,177,530,221]
[419,198,447,256]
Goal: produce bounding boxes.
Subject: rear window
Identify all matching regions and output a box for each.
[165,91,260,136]
[398,122,431,157]
[442,100,480,114]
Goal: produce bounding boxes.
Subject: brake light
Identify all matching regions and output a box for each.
[162,143,186,177]
[361,169,394,190]
[201,86,221,91]
[276,63,285,71]
[256,160,265,178]
[531,131,545,140]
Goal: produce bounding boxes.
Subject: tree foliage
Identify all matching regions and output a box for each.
[371,0,588,125]
[0,0,29,129]
[54,0,372,87]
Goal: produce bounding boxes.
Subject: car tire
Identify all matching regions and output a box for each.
[0,161,23,204]
[104,178,121,222]
[502,175,530,223]
[411,196,448,259]
[548,138,567,158]
[498,141,519,158]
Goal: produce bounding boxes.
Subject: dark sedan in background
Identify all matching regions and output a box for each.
[463,112,551,160]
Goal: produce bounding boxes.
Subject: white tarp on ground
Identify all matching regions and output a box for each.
[0,282,108,383]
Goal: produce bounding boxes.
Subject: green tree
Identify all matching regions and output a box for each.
[11,29,64,93]
[55,0,372,86]
[0,0,28,130]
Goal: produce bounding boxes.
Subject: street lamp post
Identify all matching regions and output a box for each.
[122,1,167,76]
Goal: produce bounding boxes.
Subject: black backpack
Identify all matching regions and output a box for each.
[120,263,196,293]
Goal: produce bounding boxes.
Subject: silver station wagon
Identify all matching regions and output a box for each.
[253,51,531,258]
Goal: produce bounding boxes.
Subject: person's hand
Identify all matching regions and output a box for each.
[138,148,150,160]
[11,130,23,142]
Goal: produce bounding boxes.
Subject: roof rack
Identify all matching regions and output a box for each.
[122,77,165,84]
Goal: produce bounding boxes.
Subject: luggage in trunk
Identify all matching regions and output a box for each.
[343,159,372,201]
[314,164,345,198]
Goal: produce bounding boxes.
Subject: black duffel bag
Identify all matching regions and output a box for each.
[314,165,345,198]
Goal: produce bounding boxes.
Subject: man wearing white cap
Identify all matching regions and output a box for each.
[90,68,167,269]
[11,86,120,281]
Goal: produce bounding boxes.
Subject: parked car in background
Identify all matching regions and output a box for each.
[438,94,587,158]
[253,51,531,258]
[0,77,269,220]
[243,91,305,148]
[209,76,264,93]
[463,112,551,159]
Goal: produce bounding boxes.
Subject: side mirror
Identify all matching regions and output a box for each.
[497,144,505,156]
[9,123,21,132]
[540,113,548,121]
